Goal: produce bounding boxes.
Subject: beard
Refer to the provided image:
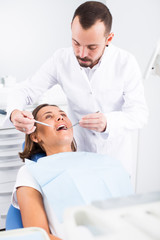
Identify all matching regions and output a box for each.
[76,46,106,68]
[76,56,93,68]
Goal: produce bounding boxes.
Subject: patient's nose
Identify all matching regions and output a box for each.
[56,115,63,121]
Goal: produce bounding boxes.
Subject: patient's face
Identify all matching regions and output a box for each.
[34,105,73,153]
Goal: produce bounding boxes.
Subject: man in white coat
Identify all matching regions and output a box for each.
[5,1,148,177]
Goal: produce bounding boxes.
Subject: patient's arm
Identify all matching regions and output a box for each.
[17,186,61,240]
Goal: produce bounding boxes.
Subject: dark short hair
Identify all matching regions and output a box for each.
[72,1,112,35]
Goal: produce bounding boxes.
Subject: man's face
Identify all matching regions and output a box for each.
[71,16,108,68]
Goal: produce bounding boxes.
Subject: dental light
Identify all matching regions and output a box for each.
[144,39,160,79]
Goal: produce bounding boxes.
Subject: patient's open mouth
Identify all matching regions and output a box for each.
[56,124,68,131]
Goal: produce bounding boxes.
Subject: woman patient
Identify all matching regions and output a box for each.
[12,104,133,240]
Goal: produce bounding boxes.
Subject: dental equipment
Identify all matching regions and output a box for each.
[67,122,79,129]
[67,111,99,130]
[144,39,160,80]
[34,120,52,127]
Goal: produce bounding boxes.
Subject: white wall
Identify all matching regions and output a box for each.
[137,74,160,193]
[0,0,76,82]
[106,0,160,75]
[0,0,160,193]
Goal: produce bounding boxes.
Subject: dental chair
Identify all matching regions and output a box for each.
[5,152,46,230]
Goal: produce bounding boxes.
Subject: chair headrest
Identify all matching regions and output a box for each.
[30,152,46,162]
[22,141,46,162]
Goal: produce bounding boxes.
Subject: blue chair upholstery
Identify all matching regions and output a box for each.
[5,152,46,230]
[6,205,23,230]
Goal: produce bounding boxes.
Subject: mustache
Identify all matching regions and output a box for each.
[76,56,92,62]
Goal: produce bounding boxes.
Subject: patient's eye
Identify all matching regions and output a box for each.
[61,113,67,117]
[45,114,52,119]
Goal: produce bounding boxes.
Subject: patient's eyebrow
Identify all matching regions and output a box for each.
[59,110,65,113]
[42,111,53,117]
[42,110,65,117]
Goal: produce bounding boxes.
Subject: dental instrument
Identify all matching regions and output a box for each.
[67,122,79,129]
[34,120,52,127]
[67,111,99,130]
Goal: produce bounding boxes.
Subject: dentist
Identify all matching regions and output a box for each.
[6,1,148,177]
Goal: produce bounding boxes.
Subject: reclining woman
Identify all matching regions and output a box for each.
[12,103,133,240]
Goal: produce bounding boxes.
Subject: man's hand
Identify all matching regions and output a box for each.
[79,112,107,132]
[10,109,36,134]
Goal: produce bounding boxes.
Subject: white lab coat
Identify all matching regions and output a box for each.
[6,44,148,176]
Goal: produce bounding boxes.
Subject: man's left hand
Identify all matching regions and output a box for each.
[79,112,107,132]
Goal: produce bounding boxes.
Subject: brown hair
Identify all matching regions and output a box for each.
[19,104,77,162]
[72,1,112,35]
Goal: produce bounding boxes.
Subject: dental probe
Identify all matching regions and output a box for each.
[67,122,79,129]
[34,120,52,127]
[67,112,99,130]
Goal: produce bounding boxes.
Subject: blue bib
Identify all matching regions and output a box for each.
[26,152,133,222]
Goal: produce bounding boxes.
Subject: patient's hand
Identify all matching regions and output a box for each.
[79,112,107,132]
[10,109,36,134]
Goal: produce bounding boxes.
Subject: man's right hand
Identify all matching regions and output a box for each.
[10,109,36,134]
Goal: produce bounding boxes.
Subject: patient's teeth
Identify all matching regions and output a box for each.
[57,125,67,131]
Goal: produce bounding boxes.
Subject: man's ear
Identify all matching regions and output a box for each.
[30,132,40,143]
[106,32,114,46]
